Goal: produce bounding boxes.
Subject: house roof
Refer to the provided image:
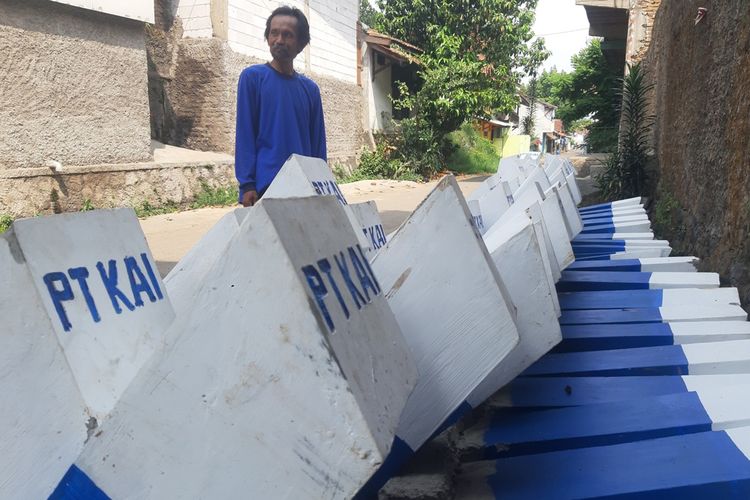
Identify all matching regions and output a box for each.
[518,94,558,110]
[358,22,423,65]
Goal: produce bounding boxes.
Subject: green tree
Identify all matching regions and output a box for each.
[359,0,381,26]
[370,0,548,176]
[531,40,621,151]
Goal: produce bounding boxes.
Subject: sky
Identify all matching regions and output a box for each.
[533,0,592,73]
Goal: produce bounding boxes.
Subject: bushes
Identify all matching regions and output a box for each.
[446,123,500,174]
[596,62,654,199]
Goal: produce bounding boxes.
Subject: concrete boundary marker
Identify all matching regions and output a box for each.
[348,201,387,258]
[468,211,562,407]
[59,196,417,499]
[1,232,88,498]
[11,209,174,417]
[359,176,520,495]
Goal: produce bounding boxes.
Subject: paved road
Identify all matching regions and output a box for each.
[140,175,488,276]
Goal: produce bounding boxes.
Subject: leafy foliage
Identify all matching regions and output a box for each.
[446,123,500,174]
[0,214,13,234]
[190,181,237,209]
[534,40,621,152]
[596,62,654,199]
[616,62,654,197]
[359,0,382,27]
[367,0,548,177]
[522,75,537,138]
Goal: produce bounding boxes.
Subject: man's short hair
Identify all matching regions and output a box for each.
[265,6,311,49]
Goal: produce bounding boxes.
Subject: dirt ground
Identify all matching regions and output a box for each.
[140,175,489,276]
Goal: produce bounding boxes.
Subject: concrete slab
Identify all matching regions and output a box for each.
[59,196,417,499]
[10,209,174,417]
[372,176,519,453]
[468,212,562,407]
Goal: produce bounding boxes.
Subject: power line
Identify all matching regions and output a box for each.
[536,27,590,37]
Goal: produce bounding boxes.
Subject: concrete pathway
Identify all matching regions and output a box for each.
[140,175,488,276]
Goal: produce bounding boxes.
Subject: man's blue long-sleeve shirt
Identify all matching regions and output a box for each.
[235,63,327,199]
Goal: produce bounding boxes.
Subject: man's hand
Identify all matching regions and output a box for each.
[241,190,259,207]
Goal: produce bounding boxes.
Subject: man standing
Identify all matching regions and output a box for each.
[235,6,327,207]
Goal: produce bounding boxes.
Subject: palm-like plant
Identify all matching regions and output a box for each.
[597,62,654,199]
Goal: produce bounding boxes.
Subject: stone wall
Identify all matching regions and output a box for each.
[0,160,234,217]
[642,0,750,304]
[0,0,151,169]
[148,14,365,170]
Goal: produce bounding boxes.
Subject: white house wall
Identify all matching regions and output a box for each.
[176,0,213,37]
[221,0,356,83]
[364,51,393,131]
[50,0,154,23]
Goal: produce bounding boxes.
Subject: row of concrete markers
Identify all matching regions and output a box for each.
[1,152,748,499]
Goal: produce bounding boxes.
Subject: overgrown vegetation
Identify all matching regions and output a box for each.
[350,0,547,181]
[81,199,95,211]
[596,62,654,200]
[522,75,538,140]
[651,185,687,243]
[446,123,499,175]
[190,181,237,209]
[0,214,13,233]
[133,181,238,217]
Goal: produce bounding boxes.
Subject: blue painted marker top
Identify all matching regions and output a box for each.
[502,375,689,408]
[523,344,689,377]
[485,430,750,499]
[484,391,712,453]
[565,260,645,273]
[559,308,665,325]
[559,289,664,310]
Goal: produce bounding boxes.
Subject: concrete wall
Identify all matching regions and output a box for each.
[50,0,155,23]
[0,159,234,218]
[362,47,393,132]
[642,0,750,305]
[513,103,556,138]
[0,0,152,169]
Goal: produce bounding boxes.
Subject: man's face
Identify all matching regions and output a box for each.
[267,15,300,62]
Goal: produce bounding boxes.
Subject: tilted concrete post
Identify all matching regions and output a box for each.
[0,209,174,498]
[55,196,417,499]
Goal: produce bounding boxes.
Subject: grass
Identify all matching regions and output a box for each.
[134,181,237,218]
[445,123,500,175]
[0,214,13,234]
[190,182,237,209]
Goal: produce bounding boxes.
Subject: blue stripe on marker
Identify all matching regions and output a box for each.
[572,239,642,247]
[485,431,750,499]
[580,210,613,219]
[572,253,623,261]
[565,260,645,273]
[559,308,664,325]
[574,232,621,241]
[503,376,689,408]
[559,290,664,309]
[557,271,652,292]
[49,464,110,500]
[580,225,618,234]
[523,344,690,377]
[573,247,627,257]
[557,323,674,352]
[354,437,414,499]
[578,201,613,212]
[481,392,712,459]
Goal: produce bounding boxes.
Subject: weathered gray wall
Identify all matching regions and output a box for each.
[148,20,365,168]
[0,0,152,169]
[0,160,234,217]
[644,0,750,304]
